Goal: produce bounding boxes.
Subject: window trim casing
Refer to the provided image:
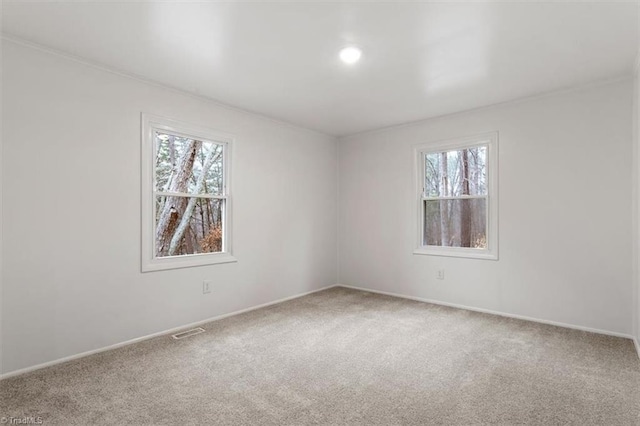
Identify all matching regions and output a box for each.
[413,132,499,260]
[141,113,237,272]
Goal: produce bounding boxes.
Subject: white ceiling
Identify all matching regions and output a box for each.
[2,1,638,136]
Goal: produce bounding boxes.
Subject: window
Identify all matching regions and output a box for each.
[141,114,236,272]
[414,132,498,260]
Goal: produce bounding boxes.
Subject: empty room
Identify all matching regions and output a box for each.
[1,1,640,425]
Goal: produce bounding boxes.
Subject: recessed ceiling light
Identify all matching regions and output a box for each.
[339,46,362,64]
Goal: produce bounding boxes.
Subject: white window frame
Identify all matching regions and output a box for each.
[141,113,237,272]
[413,132,498,260]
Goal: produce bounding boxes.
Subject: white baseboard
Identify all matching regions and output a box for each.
[338,284,635,340]
[0,284,338,380]
[3,283,635,379]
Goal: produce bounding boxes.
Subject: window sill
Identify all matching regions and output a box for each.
[413,247,498,260]
[142,252,237,272]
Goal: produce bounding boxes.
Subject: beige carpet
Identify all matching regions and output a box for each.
[1,287,639,425]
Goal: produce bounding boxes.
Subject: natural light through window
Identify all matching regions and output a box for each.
[155,133,224,257]
[142,114,236,271]
[414,133,498,260]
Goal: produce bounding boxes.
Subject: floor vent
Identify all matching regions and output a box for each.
[171,327,205,340]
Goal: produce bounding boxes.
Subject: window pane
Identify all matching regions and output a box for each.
[155,132,224,195]
[425,146,487,197]
[155,196,224,257]
[196,142,224,195]
[423,198,487,248]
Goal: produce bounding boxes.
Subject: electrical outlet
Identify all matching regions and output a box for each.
[202,281,212,294]
[436,269,445,280]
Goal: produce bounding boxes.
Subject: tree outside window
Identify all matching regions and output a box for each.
[141,114,236,272]
[414,133,498,260]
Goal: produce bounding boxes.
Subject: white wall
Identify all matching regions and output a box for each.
[2,38,636,376]
[0,32,4,375]
[634,7,640,351]
[1,40,338,374]
[637,75,640,347]
[338,79,634,336]
[634,62,640,348]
